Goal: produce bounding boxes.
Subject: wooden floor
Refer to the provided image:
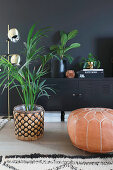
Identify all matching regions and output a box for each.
[0,112,92,156]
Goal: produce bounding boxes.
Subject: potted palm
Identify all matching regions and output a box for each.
[50,30,80,77]
[0,24,54,141]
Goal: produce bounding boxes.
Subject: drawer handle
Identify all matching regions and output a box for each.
[73,93,82,96]
[79,93,82,96]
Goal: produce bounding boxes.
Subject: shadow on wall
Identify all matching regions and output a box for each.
[96,38,113,77]
[10,88,22,115]
[52,31,60,44]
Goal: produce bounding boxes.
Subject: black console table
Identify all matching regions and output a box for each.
[38,78,113,121]
[2,78,113,119]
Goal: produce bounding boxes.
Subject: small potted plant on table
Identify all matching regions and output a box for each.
[50,29,80,77]
[0,24,54,141]
[81,53,101,69]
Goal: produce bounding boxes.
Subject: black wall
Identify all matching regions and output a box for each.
[1,0,113,115]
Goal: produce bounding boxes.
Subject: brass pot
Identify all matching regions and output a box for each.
[87,62,93,69]
[13,104,44,141]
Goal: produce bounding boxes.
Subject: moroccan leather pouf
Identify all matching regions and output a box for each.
[13,105,44,141]
[67,108,113,153]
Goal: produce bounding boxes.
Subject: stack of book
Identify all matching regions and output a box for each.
[77,69,104,78]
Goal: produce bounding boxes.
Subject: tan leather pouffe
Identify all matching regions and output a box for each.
[67,108,113,153]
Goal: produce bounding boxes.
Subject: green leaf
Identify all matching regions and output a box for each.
[31,26,51,44]
[70,43,81,48]
[64,43,80,53]
[27,24,36,48]
[68,29,78,40]
[88,53,93,58]
[65,54,73,64]
[93,60,100,69]
[97,61,100,68]
[57,49,63,56]
[53,55,60,61]
[93,61,97,68]
[50,45,58,51]
[60,31,65,37]
[83,62,89,69]
[61,33,68,46]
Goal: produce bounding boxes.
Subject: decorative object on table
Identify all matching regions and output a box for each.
[87,61,93,69]
[80,53,101,69]
[0,25,20,120]
[1,153,113,170]
[77,69,104,78]
[0,119,8,130]
[0,24,54,141]
[51,58,67,78]
[50,29,80,78]
[68,108,113,153]
[66,70,75,78]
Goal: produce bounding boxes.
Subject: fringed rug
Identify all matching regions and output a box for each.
[0,153,113,170]
[0,119,8,130]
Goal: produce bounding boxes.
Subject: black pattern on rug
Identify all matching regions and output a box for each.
[0,119,8,130]
[5,153,113,159]
[0,153,113,170]
[0,156,2,163]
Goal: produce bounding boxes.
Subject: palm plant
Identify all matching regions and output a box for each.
[0,24,54,111]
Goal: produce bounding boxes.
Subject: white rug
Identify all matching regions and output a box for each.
[0,154,113,170]
[0,119,8,130]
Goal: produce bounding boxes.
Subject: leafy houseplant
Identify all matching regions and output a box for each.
[50,30,80,63]
[81,53,101,69]
[50,30,80,77]
[0,24,54,141]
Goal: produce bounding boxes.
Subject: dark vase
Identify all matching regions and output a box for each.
[51,58,67,78]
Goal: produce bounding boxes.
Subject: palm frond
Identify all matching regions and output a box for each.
[0,24,54,111]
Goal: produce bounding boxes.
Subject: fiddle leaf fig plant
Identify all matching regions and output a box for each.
[0,24,54,111]
[50,29,80,64]
[81,53,101,69]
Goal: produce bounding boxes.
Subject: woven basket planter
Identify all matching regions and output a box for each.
[13,105,44,141]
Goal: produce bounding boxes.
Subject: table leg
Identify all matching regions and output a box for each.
[61,111,65,121]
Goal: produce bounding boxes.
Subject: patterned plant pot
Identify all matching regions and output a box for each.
[13,105,44,141]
